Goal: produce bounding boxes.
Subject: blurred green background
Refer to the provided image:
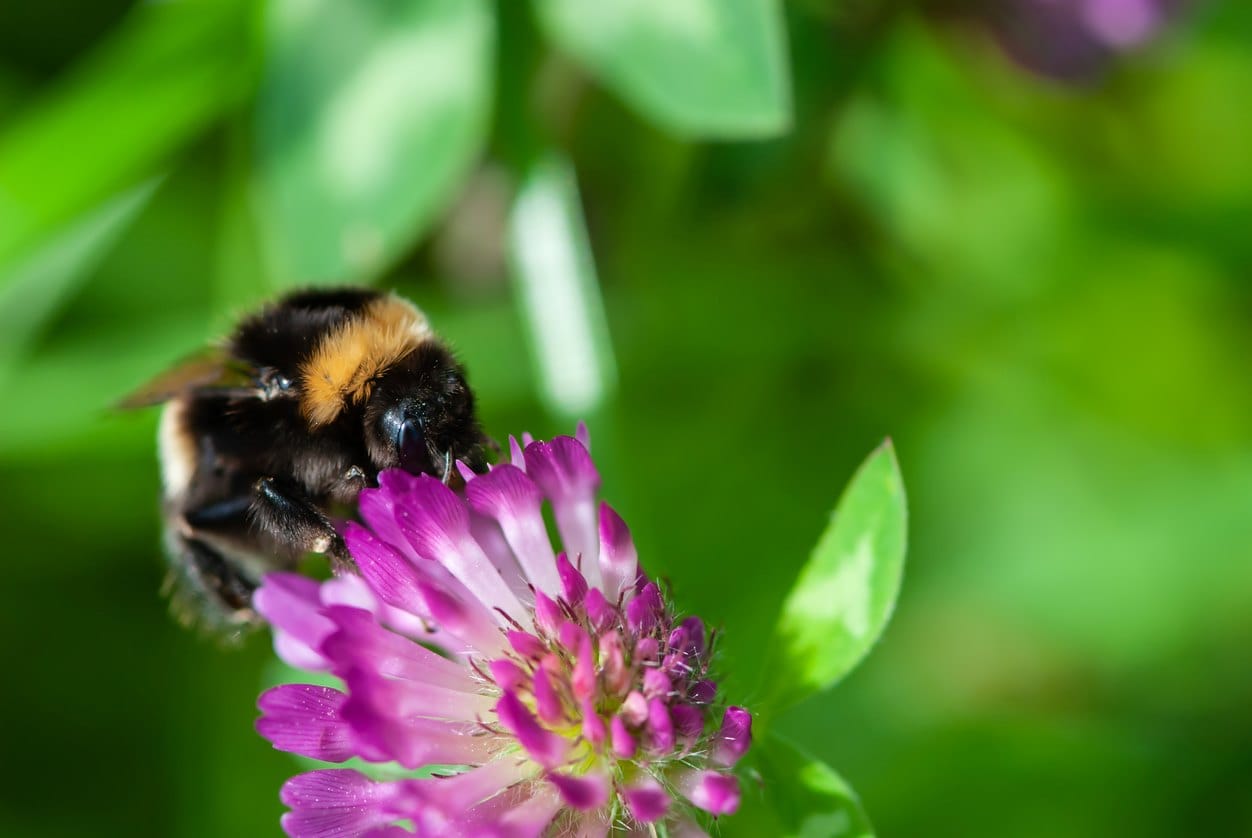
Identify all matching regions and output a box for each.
[2,0,1250,835]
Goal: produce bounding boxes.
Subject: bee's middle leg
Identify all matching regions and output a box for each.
[251,478,352,568]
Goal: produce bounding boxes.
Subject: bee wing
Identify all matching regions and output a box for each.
[117,349,254,408]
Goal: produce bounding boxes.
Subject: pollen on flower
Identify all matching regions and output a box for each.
[254,427,752,837]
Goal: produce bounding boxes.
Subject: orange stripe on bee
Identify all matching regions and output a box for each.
[299,295,431,426]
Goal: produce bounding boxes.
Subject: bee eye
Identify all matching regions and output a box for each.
[261,368,293,399]
[382,407,427,474]
[397,419,426,474]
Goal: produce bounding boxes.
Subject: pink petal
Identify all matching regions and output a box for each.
[556,553,589,606]
[643,668,672,700]
[581,696,606,747]
[411,760,533,815]
[624,777,671,823]
[626,583,663,635]
[343,523,432,624]
[689,679,717,705]
[547,771,609,811]
[279,770,401,837]
[356,486,420,563]
[417,578,504,654]
[254,573,334,671]
[570,629,596,702]
[634,637,660,662]
[620,691,648,726]
[496,690,569,769]
[711,706,753,768]
[508,630,546,660]
[469,512,529,599]
[319,572,378,612]
[609,715,636,758]
[508,435,526,469]
[492,787,564,838]
[679,616,706,656]
[524,437,602,586]
[339,670,494,768]
[533,590,564,636]
[256,685,353,763]
[488,658,526,691]
[466,464,560,594]
[533,667,566,725]
[318,605,476,692]
[599,632,630,697]
[393,476,524,621]
[596,502,637,603]
[349,520,499,651]
[676,770,741,816]
[670,703,706,742]
[584,588,614,634]
[646,698,675,753]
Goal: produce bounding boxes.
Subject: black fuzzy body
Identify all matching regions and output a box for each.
[153,288,488,637]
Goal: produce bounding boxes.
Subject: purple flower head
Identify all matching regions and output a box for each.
[256,429,752,836]
[985,0,1180,82]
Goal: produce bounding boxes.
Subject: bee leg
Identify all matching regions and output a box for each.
[162,528,261,641]
[252,477,352,569]
[183,495,255,529]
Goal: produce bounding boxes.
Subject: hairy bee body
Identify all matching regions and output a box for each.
[131,287,489,637]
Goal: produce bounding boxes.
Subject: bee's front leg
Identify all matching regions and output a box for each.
[251,478,352,569]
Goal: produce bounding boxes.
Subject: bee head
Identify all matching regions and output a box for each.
[363,342,489,481]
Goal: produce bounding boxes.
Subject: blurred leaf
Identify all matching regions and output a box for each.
[762,440,907,715]
[214,124,274,316]
[828,24,1067,299]
[0,0,254,266]
[0,179,159,375]
[726,733,874,838]
[254,0,494,284]
[508,155,616,419]
[0,315,209,459]
[535,0,791,138]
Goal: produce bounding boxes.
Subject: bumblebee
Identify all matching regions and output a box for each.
[124,287,491,637]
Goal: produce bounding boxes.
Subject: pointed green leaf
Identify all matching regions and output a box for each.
[255,0,493,284]
[0,0,253,265]
[535,0,791,138]
[762,440,907,713]
[726,733,874,838]
[0,180,159,376]
[508,156,617,419]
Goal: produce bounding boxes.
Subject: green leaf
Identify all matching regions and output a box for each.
[507,156,617,419]
[0,179,160,376]
[762,440,907,714]
[534,0,791,138]
[726,733,874,838]
[0,0,254,265]
[0,315,210,459]
[254,0,494,284]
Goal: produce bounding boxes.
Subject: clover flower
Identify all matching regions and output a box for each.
[254,428,752,836]
[987,0,1177,81]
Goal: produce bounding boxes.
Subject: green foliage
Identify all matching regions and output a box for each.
[0,180,157,377]
[0,0,253,267]
[254,0,493,284]
[727,734,874,838]
[508,156,617,419]
[535,0,791,137]
[763,441,907,715]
